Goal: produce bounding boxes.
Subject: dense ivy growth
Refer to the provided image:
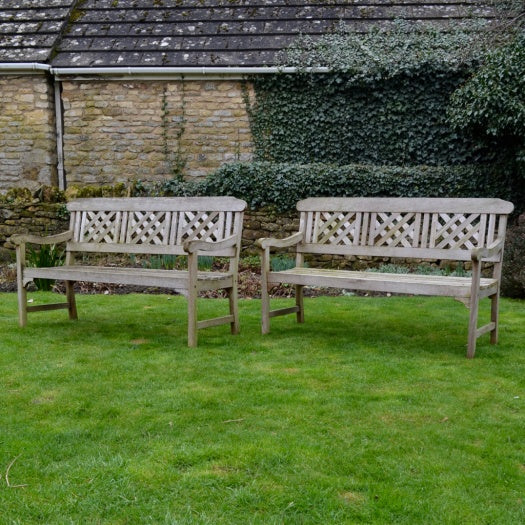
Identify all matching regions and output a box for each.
[448,33,524,176]
[249,72,491,166]
[247,23,492,167]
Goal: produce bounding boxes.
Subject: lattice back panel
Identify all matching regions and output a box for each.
[72,210,238,246]
[302,211,505,250]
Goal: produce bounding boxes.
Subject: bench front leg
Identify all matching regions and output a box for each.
[16,244,28,327]
[260,246,271,334]
[490,292,499,345]
[228,281,240,335]
[295,285,304,324]
[65,281,78,320]
[187,252,199,347]
[467,258,482,358]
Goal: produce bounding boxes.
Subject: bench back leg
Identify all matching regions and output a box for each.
[490,292,499,345]
[17,283,27,327]
[228,284,240,335]
[467,260,482,359]
[65,281,78,320]
[296,285,304,324]
[260,248,271,334]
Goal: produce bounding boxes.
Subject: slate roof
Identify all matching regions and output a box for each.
[0,0,75,63]
[0,0,498,68]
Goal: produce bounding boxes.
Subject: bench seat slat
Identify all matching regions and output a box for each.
[267,268,498,298]
[24,266,233,289]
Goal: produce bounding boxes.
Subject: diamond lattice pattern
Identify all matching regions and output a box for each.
[313,212,359,245]
[431,213,483,249]
[78,210,233,245]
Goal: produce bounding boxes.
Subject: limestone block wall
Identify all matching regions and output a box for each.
[61,79,253,185]
[0,202,68,261]
[0,76,57,191]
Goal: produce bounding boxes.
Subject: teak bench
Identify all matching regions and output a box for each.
[12,196,246,347]
[256,197,514,358]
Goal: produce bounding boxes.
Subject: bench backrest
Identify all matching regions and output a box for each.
[66,197,246,256]
[297,198,514,262]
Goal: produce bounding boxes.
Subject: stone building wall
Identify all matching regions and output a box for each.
[61,79,253,185]
[0,76,57,191]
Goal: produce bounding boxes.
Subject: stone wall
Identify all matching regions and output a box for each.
[0,201,69,262]
[0,75,57,191]
[61,79,253,185]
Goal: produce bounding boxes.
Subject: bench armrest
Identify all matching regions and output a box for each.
[471,238,504,262]
[183,234,239,255]
[256,232,303,250]
[10,230,73,246]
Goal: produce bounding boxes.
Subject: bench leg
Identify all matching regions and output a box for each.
[467,289,481,360]
[17,284,27,327]
[65,281,78,320]
[296,285,304,323]
[229,284,240,335]
[467,303,478,359]
[188,285,198,348]
[16,244,27,327]
[261,276,271,335]
[490,292,499,345]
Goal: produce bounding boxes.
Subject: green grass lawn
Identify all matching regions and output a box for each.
[1,292,524,524]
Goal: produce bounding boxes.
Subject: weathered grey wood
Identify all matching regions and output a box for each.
[467,257,482,358]
[14,197,246,347]
[27,302,70,312]
[68,197,247,212]
[16,244,27,327]
[296,244,502,262]
[266,268,498,298]
[256,232,304,250]
[23,266,234,289]
[64,251,78,320]
[197,315,235,330]
[297,197,514,214]
[476,322,496,338]
[11,231,73,246]
[187,250,199,348]
[269,306,301,318]
[258,197,514,358]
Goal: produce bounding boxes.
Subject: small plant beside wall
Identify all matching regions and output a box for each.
[26,244,64,291]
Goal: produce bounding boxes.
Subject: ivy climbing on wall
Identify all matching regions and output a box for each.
[161,82,187,181]
[247,22,494,167]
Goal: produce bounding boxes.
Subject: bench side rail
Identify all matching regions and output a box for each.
[297,198,513,262]
[66,197,246,256]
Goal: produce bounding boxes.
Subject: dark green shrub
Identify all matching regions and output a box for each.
[501,219,525,298]
[200,162,518,212]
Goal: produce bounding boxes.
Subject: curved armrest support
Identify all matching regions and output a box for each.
[471,238,504,262]
[256,232,303,250]
[183,234,238,254]
[10,230,73,246]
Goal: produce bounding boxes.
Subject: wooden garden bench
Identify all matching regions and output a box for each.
[256,197,514,358]
[12,196,246,347]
